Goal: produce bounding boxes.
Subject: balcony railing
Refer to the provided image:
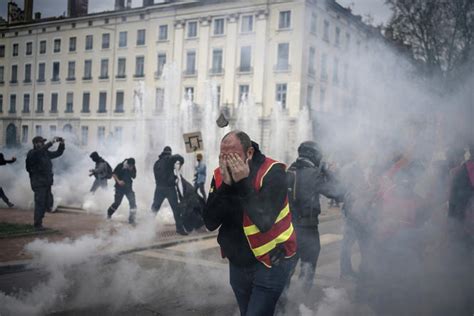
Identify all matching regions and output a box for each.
[183,69,197,77]
[273,64,291,73]
[237,66,253,74]
[133,73,145,78]
[82,76,92,81]
[66,77,76,81]
[98,75,109,80]
[115,74,126,79]
[209,68,224,76]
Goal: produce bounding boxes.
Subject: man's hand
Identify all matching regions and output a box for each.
[11,157,16,162]
[219,154,232,185]
[117,180,125,187]
[227,153,250,183]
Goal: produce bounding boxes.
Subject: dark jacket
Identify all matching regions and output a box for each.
[113,161,136,190]
[92,158,108,180]
[26,142,65,189]
[176,175,205,232]
[203,144,287,267]
[449,160,474,221]
[154,153,184,187]
[287,157,344,227]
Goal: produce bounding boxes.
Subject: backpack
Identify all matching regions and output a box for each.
[105,161,113,179]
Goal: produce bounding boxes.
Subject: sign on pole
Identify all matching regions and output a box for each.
[183,132,203,153]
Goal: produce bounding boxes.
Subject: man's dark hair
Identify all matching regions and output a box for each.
[223,130,252,151]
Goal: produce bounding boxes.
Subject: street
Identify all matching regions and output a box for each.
[0,217,360,316]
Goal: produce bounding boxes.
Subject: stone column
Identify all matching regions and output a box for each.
[223,13,239,109]
[196,16,211,106]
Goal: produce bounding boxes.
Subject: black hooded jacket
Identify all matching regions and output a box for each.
[203,143,288,267]
[287,157,344,227]
[26,142,65,189]
[154,152,184,187]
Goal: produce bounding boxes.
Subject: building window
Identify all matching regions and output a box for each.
[276,43,289,70]
[213,18,225,35]
[320,87,326,109]
[343,63,349,88]
[335,27,341,47]
[53,39,61,53]
[0,66,3,83]
[24,64,32,82]
[12,43,19,56]
[117,58,126,78]
[184,87,194,102]
[135,56,145,77]
[23,94,30,113]
[83,60,92,80]
[333,57,339,84]
[275,83,287,109]
[81,126,88,145]
[114,127,123,142]
[0,94,3,112]
[51,93,58,112]
[67,61,75,80]
[321,53,328,80]
[137,29,146,46]
[38,63,45,82]
[216,85,221,107]
[115,91,124,112]
[279,11,291,29]
[22,125,28,143]
[185,51,196,75]
[102,33,110,49]
[241,15,253,33]
[66,92,74,113]
[155,88,164,112]
[39,40,46,54]
[9,94,16,113]
[0,45,4,57]
[158,25,168,41]
[35,125,42,136]
[69,37,76,52]
[345,33,351,49]
[239,46,251,72]
[82,92,90,113]
[98,126,106,143]
[85,35,93,50]
[187,21,198,38]
[239,85,249,103]
[26,42,33,55]
[157,53,166,77]
[307,84,313,108]
[323,20,330,41]
[98,92,107,113]
[119,31,127,47]
[52,62,60,81]
[100,59,109,79]
[49,125,56,137]
[211,49,223,74]
[36,93,44,113]
[10,65,18,83]
[310,13,317,34]
[309,47,316,75]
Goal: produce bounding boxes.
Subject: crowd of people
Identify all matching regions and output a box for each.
[1,128,472,315]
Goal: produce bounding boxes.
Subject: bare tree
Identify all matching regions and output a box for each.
[385,0,474,81]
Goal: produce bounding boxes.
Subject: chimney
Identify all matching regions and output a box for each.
[115,0,125,10]
[24,0,33,21]
[67,0,89,17]
[143,0,154,6]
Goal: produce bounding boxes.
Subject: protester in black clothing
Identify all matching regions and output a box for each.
[0,153,17,207]
[287,141,344,290]
[25,136,65,230]
[89,151,110,192]
[107,158,137,224]
[151,146,186,235]
[204,131,297,316]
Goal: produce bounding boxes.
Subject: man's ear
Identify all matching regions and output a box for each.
[247,147,255,161]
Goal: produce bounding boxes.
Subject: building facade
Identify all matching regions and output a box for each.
[0,0,374,150]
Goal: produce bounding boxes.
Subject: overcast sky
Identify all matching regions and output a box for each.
[1,0,392,26]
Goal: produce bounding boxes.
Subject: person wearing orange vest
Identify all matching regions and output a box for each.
[203,130,297,316]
